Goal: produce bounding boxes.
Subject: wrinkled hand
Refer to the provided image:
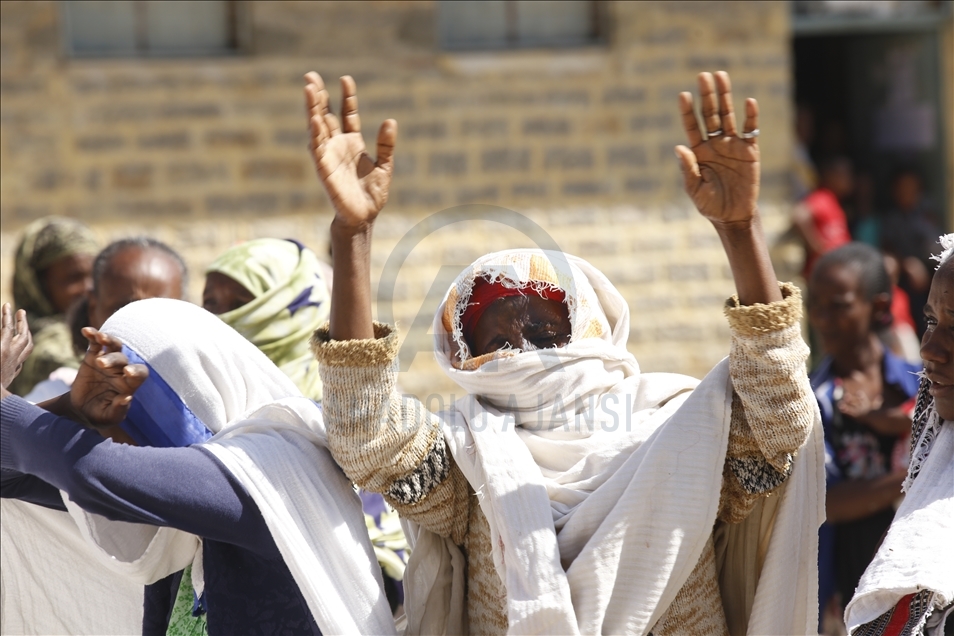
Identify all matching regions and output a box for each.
[676,71,760,227]
[1,303,33,392]
[70,328,148,428]
[304,72,397,230]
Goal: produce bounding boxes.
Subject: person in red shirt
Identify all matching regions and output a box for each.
[793,156,854,278]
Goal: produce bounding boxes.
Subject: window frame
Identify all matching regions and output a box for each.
[60,0,251,59]
[437,0,608,52]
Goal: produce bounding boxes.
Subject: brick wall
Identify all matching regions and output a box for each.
[0,0,796,401]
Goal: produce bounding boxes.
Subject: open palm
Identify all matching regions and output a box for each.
[305,72,396,229]
[676,72,760,226]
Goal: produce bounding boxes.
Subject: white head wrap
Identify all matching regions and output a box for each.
[65,298,396,635]
[401,249,820,635]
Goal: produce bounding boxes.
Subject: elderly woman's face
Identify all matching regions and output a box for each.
[469,296,571,357]
[921,259,954,421]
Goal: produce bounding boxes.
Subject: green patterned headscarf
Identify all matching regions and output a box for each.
[207,239,330,402]
[13,216,99,320]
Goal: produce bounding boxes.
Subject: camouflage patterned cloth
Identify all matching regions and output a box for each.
[207,238,330,402]
[166,565,208,636]
[9,217,99,396]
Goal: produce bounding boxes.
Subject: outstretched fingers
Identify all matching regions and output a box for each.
[679,92,704,147]
[122,363,149,393]
[376,119,397,173]
[698,72,721,137]
[715,71,737,137]
[303,72,326,110]
[340,75,361,134]
[95,351,130,371]
[675,145,702,193]
[14,309,32,363]
[742,97,759,143]
[304,73,331,148]
[81,327,124,354]
[14,309,29,338]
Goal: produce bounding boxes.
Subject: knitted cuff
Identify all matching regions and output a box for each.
[724,282,802,337]
[310,322,399,367]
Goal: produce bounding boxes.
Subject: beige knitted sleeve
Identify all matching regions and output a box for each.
[311,322,471,544]
[718,282,816,523]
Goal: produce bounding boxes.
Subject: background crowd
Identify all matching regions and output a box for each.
[2,174,946,634]
[1,2,952,635]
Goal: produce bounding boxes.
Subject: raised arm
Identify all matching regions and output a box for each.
[676,71,782,306]
[304,72,396,341]
[305,72,471,543]
[674,73,815,524]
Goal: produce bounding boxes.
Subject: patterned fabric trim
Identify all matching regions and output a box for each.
[904,378,940,493]
[385,438,451,506]
[854,590,935,636]
[727,454,792,495]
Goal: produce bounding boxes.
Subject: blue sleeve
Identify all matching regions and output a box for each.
[1,395,278,558]
[1,470,66,511]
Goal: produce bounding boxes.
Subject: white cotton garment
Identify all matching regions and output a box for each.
[53,298,394,636]
[401,249,824,635]
[845,419,954,634]
[0,498,144,636]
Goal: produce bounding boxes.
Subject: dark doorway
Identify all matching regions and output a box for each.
[794,31,947,232]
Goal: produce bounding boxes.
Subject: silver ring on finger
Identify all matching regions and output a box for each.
[707,129,724,137]
[740,128,760,139]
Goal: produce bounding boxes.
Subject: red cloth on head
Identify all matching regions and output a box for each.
[460,278,567,349]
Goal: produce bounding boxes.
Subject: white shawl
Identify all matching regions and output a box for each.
[402,250,823,634]
[0,498,143,636]
[845,416,954,634]
[49,299,394,635]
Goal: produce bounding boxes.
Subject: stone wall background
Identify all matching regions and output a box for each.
[1,0,798,400]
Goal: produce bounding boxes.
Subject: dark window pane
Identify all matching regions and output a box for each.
[439,0,599,50]
[64,0,237,56]
[515,0,594,46]
[144,1,232,53]
[439,0,508,49]
[66,1,137,54]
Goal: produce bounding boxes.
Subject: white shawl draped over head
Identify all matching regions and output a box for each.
[845,384,954,634]
[400,249,822,635]
[63,298,395,635]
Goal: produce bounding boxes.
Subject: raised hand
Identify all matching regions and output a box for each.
[1,303,33,393]
[304,72,397,230]
[672,71,780,306]
[70,327,148,428]
[676,71,760,227]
